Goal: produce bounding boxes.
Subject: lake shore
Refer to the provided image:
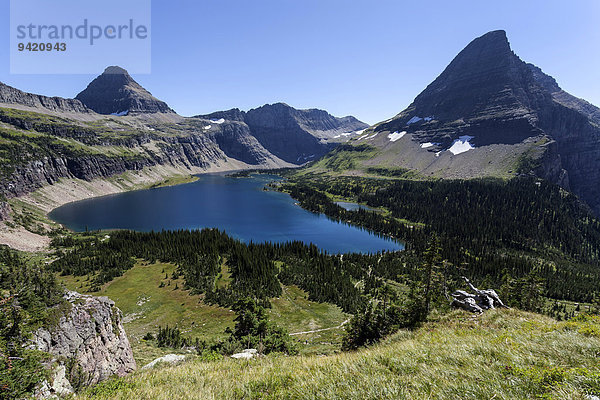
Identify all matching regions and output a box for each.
[0,161,283,252]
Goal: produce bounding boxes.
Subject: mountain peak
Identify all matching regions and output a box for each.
[76,67,173,115]
[384,29,523,126]
[103,66,129,75]
[475,29,509,45]
[452,29,513,65]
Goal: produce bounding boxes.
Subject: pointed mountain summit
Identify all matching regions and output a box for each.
[76,66,174,115]
[352,30,600,216]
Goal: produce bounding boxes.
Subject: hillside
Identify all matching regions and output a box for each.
[74,309,600,400]
[321,30,600,217]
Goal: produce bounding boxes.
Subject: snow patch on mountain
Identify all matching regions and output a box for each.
[448,136,475,155]
[388,131,406,142]
[406,116,423,125]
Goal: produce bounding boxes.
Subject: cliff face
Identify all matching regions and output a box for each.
[34,291,136,388]
[0,132,232,199]
[366,30,600,216]
[76,66,174,115]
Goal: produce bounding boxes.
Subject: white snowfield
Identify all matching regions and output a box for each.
[210,118,225,124]
[448,135,475,155]
[388,131,406,142]
[203,125,212,130]
[420,142,435,148]
[111,110,129,116]
[365,132,379,140]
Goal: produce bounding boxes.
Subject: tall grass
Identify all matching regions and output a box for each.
[76,309,600,400]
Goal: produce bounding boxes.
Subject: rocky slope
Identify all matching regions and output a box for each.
[75,66,174,115]
[34,291,136,391]
[352,30,600,216]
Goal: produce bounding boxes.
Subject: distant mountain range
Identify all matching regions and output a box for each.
[0,67,367,206]
[335,30,600,216]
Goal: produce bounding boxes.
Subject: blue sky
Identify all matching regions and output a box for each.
[1,0,599,124]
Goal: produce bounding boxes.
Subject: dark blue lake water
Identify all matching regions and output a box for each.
[48,174,404,254]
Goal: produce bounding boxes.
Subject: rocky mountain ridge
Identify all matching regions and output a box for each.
[198,103,368,164]
[0,82,91,115]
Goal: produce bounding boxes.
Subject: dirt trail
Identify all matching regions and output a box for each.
[289,319,350,336]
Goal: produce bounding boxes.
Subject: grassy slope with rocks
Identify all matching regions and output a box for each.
[75,309,600,400]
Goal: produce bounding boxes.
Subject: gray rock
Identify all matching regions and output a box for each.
[34,291,137,387]
[142,354,186,369]
[0,201,10,221]
[35,365,74,399]
[231,348,258,359]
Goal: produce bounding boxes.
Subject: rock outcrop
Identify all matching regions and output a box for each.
[76,66,174,115]
[364,30,600,216]
[35,365,75,399]
[33,291,137,388]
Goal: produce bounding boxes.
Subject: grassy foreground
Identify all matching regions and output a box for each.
[77,309,600,400]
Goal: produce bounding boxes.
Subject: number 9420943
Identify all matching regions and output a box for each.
[18,42,67,51]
